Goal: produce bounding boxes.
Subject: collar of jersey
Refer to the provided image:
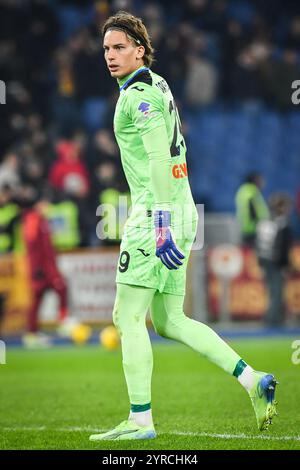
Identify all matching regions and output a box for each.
[118,66,149,91]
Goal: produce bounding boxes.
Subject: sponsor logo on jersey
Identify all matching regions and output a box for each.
[138,102,150,115]
[172,163,188,178]
[137,101,159,121]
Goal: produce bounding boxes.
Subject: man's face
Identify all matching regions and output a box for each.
[103,29,144,79]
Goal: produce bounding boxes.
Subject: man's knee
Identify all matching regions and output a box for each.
[112,303,120,331]
[152,312,188,340]
[112,300,141,334]
[152,321,168,339]
[152,315,176,339]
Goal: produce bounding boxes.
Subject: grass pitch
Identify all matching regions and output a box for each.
[0,337,299,450]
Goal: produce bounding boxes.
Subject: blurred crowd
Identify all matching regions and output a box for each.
[1,0,300,251]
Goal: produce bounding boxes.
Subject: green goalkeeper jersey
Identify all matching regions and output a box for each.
[114,66,197,228]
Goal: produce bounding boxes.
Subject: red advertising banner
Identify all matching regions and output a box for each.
[207,244,300,320]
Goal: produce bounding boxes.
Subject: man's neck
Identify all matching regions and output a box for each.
[117,65,148,89]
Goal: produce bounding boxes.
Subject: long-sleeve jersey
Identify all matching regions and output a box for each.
[114,66,198,228]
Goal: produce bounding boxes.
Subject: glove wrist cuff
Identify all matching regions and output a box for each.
[154,210,171,228]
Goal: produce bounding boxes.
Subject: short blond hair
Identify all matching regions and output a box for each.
[102,11,154,68]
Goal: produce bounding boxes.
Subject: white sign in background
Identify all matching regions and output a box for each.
[39,251,119,323]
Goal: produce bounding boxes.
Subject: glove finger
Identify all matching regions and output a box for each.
[164,251,179,269]
[167,248,183,266]
[161,252,178,270]
[171,245,185,260]
[160,253,173,269]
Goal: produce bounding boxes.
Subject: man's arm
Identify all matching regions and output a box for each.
[125,86,184,269]
[249,198,258,223]
[142,125,171,211]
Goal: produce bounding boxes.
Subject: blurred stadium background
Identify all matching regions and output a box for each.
[1,0,300,451]
[1,0,300,338]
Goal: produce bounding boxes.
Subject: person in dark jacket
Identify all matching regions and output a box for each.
[256,193,293,326]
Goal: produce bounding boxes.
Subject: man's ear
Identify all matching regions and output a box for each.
[136,45,145,60]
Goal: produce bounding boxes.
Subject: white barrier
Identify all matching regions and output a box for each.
[39,249,119,324]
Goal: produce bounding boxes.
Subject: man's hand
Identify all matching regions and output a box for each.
[154,210,185,270]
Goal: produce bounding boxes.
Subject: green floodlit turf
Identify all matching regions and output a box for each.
[0,338,300,450]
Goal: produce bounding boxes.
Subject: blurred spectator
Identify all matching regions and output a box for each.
[180,0,210,28]
[220,19,250,98]
[87,128,119,170]
[0,152,20,191]
[52,46,82,135]
[111,0,134,14]
[87,130,129,246]
[46,137,93,248]
[93,160,130,246]
[228,42,269,105]
[0,185,19,254]
[42,190,81,251]
[70,28,112,131]
[260,49,300,110]
[235,172,269,247]
[256,193,293,326]
[20,158,46,198]
[49,138,90,198]
[184,32,218,108]
[18,186,69,347]
[143,3,164,35]
[285,16,300,51]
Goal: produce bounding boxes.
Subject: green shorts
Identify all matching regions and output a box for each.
[116,219,198,295]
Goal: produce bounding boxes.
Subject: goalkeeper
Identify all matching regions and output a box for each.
[90,11,278,441]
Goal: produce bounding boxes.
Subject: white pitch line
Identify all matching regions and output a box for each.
[1,426,300,442]
[167,431,300,442]
[1,426,103,433]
